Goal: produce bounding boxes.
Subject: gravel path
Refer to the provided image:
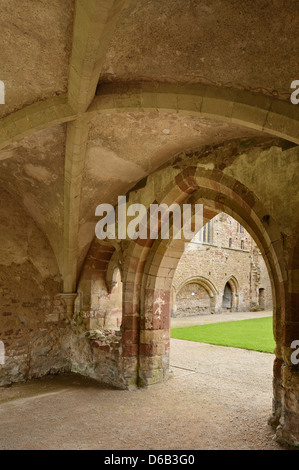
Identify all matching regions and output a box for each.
[0,334,290,450]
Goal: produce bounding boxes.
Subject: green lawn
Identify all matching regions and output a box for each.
[171,316,275,353]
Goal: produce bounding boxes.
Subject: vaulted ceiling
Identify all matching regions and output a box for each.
[0,0,298,292]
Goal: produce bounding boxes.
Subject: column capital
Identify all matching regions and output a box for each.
[57,293,78,317]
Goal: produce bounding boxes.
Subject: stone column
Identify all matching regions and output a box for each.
[275,364,299,447]
[268,357,283,428]
[138,285,171,387]
[272,287,299,447]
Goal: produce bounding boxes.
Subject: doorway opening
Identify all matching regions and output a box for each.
[223,282,233,309]
[259,288,265,310]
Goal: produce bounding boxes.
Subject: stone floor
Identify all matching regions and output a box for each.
[0,323,292,450]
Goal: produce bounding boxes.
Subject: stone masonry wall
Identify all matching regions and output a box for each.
[172,213,273,315]
[0,191,70,385]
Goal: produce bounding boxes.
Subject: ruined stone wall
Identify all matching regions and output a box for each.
[0,192,126,387]
[90,269,122,329]
[210,212,252,251]
[172,213,273,315]
[249,247,273,311]
[176,284,211,316]
[67,243,131,389]
[0,191,69,385]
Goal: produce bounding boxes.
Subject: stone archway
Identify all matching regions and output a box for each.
[173,276,217,316]
[2,0,299,450]
[74,137,298,446]
[119,157,294,442]
[121,165,284,378]
[222,276,239,312]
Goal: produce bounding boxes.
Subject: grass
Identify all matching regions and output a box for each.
[171,316,275,353]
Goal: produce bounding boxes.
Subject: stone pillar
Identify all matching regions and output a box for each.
[272,268,299,447]
[138,286,171,387]
[120,272,141,388]
[275,363,299,447]
[271,288,299,448]
[272,329,299,448]
[268,357,283,428]
[138,328,170,387]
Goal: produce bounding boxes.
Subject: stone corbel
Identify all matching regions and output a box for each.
[57,293,78,319]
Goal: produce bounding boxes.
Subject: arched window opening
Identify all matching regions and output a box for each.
[199,221,212,244]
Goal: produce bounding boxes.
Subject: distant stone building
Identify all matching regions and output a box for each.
[172,213,273,317]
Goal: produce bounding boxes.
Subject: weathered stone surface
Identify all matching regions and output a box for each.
[0,0,74,118]
[1,1,299,448]
[173,213,272,316]
[100,1,299,100]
